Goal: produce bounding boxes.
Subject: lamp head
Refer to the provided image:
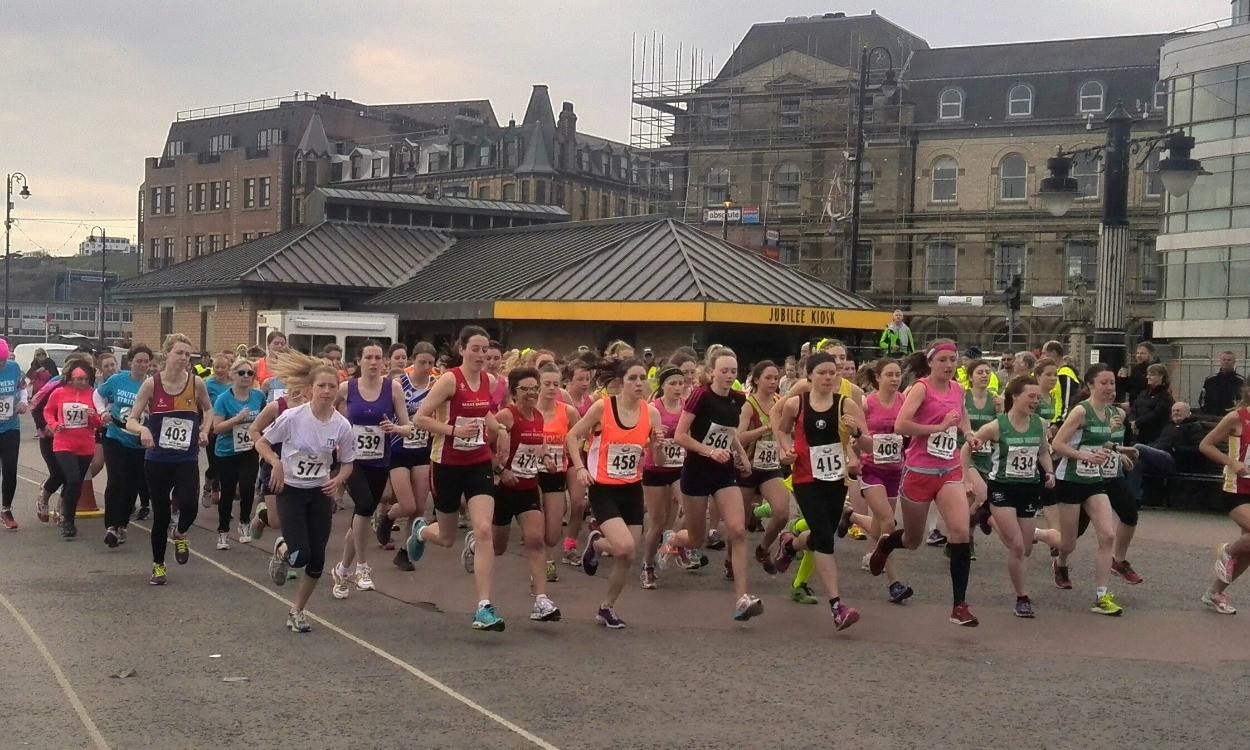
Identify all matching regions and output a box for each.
[879,69,899,100]
[1034,153,1080,217]
[1157,131,1208,198]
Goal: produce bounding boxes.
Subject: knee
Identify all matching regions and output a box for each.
[723,521,747,545]
[1095,527,1115,547]
[522,532,544,554]
[615,538,637,563]
[807,528,835,555]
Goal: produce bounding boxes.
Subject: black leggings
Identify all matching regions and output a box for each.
[792,480,848,555]
[40,435,65,496]
[277,485,334,577]
[53,452,92,526]
[347,464,390,518]
[145,460,199,564]
[102,437,149,529]
[0,429,19,507]
[1077,477,1139,537]
[204,447,220,489]
[216,450,259,532]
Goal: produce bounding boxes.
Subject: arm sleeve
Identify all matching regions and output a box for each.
[43,390,61,430]
[92,391,109,414]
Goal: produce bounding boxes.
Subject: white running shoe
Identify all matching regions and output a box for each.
[529,594,561,621]
[462,530,476,573]
[331,563,351,599]
[354,564,375,591]
[238,522,252,544]
[1202,589,1237,615]
[1215,544,1238,585]
[216,532,230,550]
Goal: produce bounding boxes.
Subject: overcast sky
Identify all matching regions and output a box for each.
[0,0,1223,256]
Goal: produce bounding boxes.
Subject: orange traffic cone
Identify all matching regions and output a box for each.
[76,478,104,519]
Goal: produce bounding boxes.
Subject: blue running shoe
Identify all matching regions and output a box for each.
[472,603,505,632]
[582,530,603,576]
[406,519,428,564]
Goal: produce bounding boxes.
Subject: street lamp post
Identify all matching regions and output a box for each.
[4,173,32,336]
[88,227,107,343]
[1035,104,1206,372]
[721,191,734,241]
[848,46,898,295]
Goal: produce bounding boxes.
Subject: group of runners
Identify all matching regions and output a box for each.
[1,328,1248,636]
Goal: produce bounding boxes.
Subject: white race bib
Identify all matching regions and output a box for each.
[402,429,430,450]
[116,406,131,424]
[1075,457,1102,479]
[810,443,847,482]
[268,387,288,404]
[1101,451,1121,478]
[1005,446,1038,479]
[510,443,542,479]
[606,444,643,480]
[231,424,255,453]
[752,439,781,471]
[871,434,903,465]
[0,396,14,421]
[543,443,565,471]
[974,439,994,456]
[353,425,385,461]
[158,417,193,451]
[701,423,735,452]
[291,451,330,482]
[927,427,958,460]
[658,439,685,468]
[62,402,89,429]
[452,417,486,451]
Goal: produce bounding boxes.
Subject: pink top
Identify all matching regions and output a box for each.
[643,397,682,471]
[901,377,964,471]
[861,391,903,468]
[489,373,508,411]
[44,386,102,456]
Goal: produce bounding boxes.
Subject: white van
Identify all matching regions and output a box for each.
[256,310,398,356]
[12,343,79,374]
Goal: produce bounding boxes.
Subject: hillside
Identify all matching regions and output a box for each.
[4,252,144,303]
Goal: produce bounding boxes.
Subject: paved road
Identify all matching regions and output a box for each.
[2,430,1248,750]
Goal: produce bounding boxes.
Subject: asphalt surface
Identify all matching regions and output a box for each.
[2,419,1249,750]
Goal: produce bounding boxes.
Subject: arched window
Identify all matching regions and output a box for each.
[775,163,800,204]
[1153,80,1169,111]
[999,153,1027,200]
[931,157,958,202]
[939,88,964,120]
[705,167,730,205]
[1008,85,1033,117]
[1079,81,1105,113]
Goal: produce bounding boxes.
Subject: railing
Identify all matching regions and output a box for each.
[176,92,314,122]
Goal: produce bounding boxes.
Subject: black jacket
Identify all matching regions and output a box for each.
[1201,370,1246,415]
[1129,385,1174,446]
[1123,359,1156,404]
[1152,416,1209,471]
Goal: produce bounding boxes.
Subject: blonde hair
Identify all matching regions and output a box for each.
[268,351,337,394]
[697,346,737,387]
[605,340,634,359]
[212,353,234,372]
[230,357,254,373]
[162,333,192,353]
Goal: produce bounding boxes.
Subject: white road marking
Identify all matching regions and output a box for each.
[17,474,561,750]
[0,590,111,750]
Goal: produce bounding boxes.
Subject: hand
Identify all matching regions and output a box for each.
[846,456,860,479]
[651,427,667,443]
[940,411,960,429]
[840,414,859,431]
[499,469,518,487]
[321,473,347,497]
[53,424,63,434]
[1233,461,1250,478]
[452,422,479,439]
[1110,414,1125,430]
[16,403,27,415]
[380,418,398,434]
[1121,446,1140,460]
[269,463,285,494]
[542,455,556,473]
[139,427,154,448]
[576,466,594,485]
[1044,473,1056,489]
[237,408,253,421]
[707,448,732,464]
[993,395,1005,412]
[780,447,796,466]
[965,435,983,452]
[737,459,752,478]
[199,430,210,448]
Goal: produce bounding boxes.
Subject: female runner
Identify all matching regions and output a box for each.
[43,361,102,539]
[381,341,436,571]
[246,377,308,546]
[962,359,1000,527]
[202,352,234,508]
[87,351,119,481]
[126,334,213,585]
[536,363,580,583]
[736,360,792,573]
[257,352,355,633]
[208,358,265,549]
[94,345,153,541]
[254,331,288,397]
[868,340,982,626]
[641,366,688,588]
[0,338,28,529]
[964,375,1054,617]
[1199,382,1250,614]
[558,354,597,564]
[565,358,663,628]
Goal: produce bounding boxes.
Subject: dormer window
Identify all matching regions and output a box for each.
[1079,81,1105,113]
[479,144,493,167]
[939,88,964,120]
[207,134,233,155]
[1153,80,1168,111]
[257,128,283,149]
[1008,85,1033,117]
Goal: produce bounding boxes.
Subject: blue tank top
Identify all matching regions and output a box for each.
[391,372,431,456]
[347,377,394,468]
[0,360,22,434]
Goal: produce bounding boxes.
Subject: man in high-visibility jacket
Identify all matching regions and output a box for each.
[955,346,1000,393]
[1042,340,1082,423]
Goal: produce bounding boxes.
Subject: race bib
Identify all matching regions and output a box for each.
[353,425,385,461]
[0,396,14,421]
[810,443,847,482]
[701,423,735,452]
[752,439,781,471]
[402,429,430,450]
[1075,457,1102,479]
[115,406,131,424]
[291,451,330,482]
[158,417,193,451]
[927,427,958,460]
[658,439,685,468]
[1101,452,1121,478]
[606,444,643,480]
[268,387,288,403]
[974,439,994,456]
[452,417,486,451]
[510,443,542,479]
[871,434,903,465]
[62,402,89,429]
[543,443,565,471]
[1005,446,1038,479]
[231,424,255,453]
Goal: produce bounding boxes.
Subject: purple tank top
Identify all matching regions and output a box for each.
[903,377,965,471]
[347,377,394,468]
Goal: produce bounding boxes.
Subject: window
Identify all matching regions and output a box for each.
[427,151,444,172]
[521,181,530,203]
[1008,85,1033,117]
[478,186,491,200]
[259,177,271,207]
[1065,239,1098,286]
[580,189,589,220]
[501,183,516,201]
[444,185,468,198]
[52,310,71,322]
[553,184,564,206]
[1153,80,1168,111]
[776,163,800,204]
[860,92,875,124]
[617,198,627,217]
[779,98,801,128]
[1079,81,1105,113]
[166,141,184,157]
[164,186,175,214]
[851,241,873,292]
[194,235,205,257]
[858,162,875,204]
[579,150,590,172]
[195,182,206,212]
[998,153,1027,200]
[925,239,957,293]
[1073,153,1100,199]
[1139,240,1160,294]
[209,234,221,254]
[710,101,730,131]
[371,158,383,178]
[223,181,231,209]
[151,187,163,215]
[931,157,958,202]
[73,307,96,322]
[163,237,174,259]
[243,178,256,208]
[149,237,159,258]
[184,236,192,261]
[452,144,465,169]
[479,145,492,167]
[706,167,730,205]
[257,128,283,149]
[186,184,194,212]
[1145,150,1163,197]
[994,240,1027,292]
[939,88,964,120]
[210,181,222,211]
[243,232,255,242]
[207,134,232,154]
[535,181,547,204]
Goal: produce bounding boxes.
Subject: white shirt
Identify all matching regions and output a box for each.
[262,403,356,488]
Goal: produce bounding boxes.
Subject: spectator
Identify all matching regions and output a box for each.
[1042,340,1081,421]
[25,348,58,394]
[1128,364,1174,445]
[1121,341,1159,407]
[1125,401,1208,500]
[877,309,915,357]
[996,351,1016,385]
[1199,350,1245,416]
[1012,350,1036,377]
[779,356,798,395]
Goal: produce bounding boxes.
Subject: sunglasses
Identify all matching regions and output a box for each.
[234,370,255,376]
[515,385,541,393]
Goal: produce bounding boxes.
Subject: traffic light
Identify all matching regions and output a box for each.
[1006,274,1022,312]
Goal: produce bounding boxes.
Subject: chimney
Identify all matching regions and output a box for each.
[557,101,577,171]
[1236,0,1250,25]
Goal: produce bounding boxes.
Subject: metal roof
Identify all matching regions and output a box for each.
[113,221,452,298]
[368,216,876,311]
[315,187,570,218]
